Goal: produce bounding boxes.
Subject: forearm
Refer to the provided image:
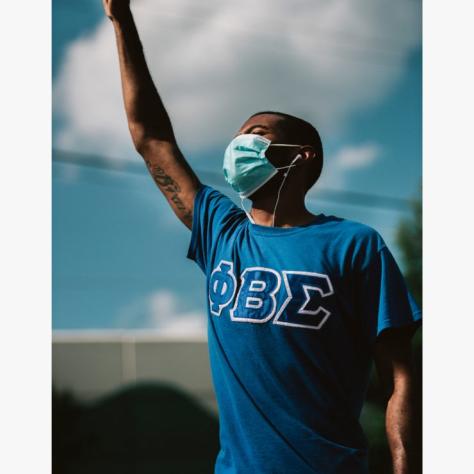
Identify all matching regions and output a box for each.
[385,381,415,474]
[110,10,174,147]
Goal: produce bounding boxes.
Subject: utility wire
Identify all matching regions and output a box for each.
[53,149,414,211]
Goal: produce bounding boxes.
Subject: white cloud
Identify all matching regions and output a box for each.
[147,290,206,337]
[53,0,420,160]
[333,142,381,169]
[117,289,207,338]
[312,142,382,191]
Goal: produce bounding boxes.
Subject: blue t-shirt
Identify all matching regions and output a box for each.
[186,185,421,474]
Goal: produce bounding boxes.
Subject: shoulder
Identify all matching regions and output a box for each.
[195,184,237,212]
[196,184,236,205]
[320,215,386,270]
[324,215,385,248]
[193,184,246,227]
[195,183,218,201]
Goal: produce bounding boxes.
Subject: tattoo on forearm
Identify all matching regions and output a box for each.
[145,160,192,223]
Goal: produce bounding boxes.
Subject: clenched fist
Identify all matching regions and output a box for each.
[102,0,131,22]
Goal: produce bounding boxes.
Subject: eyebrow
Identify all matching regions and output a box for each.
[243,124,270,134]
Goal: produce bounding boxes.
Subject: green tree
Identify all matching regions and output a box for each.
[396,187,423,472]
[362,189,423,473]
[396,189,422,307]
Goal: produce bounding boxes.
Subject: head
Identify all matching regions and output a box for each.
[235,111,323,201]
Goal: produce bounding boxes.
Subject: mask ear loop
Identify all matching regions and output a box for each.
[272,154,302,227]
[240,197,255,224]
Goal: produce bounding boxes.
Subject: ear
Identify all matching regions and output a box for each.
[300,145,316,162]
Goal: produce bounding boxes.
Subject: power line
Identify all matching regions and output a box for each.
[194,170,412,211]
[52,149,415,211]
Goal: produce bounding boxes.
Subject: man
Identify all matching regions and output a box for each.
[103,1,421,473]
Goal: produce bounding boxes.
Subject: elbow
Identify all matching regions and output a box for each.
[129,123,175,155]
[128,123,148,155]
[133,137,149,156]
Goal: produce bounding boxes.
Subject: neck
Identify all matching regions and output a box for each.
[249,184,316,228]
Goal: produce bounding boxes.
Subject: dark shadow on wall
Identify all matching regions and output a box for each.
[52,382,220,474]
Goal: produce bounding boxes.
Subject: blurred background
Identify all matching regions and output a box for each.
[52,0,422,472]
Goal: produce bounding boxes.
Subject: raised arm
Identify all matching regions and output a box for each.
[103,0,201,229]
[374,327,419,474]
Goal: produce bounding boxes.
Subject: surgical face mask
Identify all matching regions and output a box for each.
[223,134,302,198]
[222,133,303,226]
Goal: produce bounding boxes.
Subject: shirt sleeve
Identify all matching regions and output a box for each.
[186,184,245,274]
[357,245,422,346]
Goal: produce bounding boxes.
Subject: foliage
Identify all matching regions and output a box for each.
[52,383,219,474]
[362,188,423,473]
[396,188,422,308]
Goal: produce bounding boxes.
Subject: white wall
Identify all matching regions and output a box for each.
[52,331,217,414]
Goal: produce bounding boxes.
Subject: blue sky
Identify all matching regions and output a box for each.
[53,0,421,334]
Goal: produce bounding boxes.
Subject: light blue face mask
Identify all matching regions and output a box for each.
[223,134,301,198]
[222,133,302,225]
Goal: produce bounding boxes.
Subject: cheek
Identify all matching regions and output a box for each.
[266,150,299,169]
[264,153,284,168]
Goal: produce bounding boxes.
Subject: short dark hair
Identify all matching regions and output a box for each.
[249,111,323,191]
